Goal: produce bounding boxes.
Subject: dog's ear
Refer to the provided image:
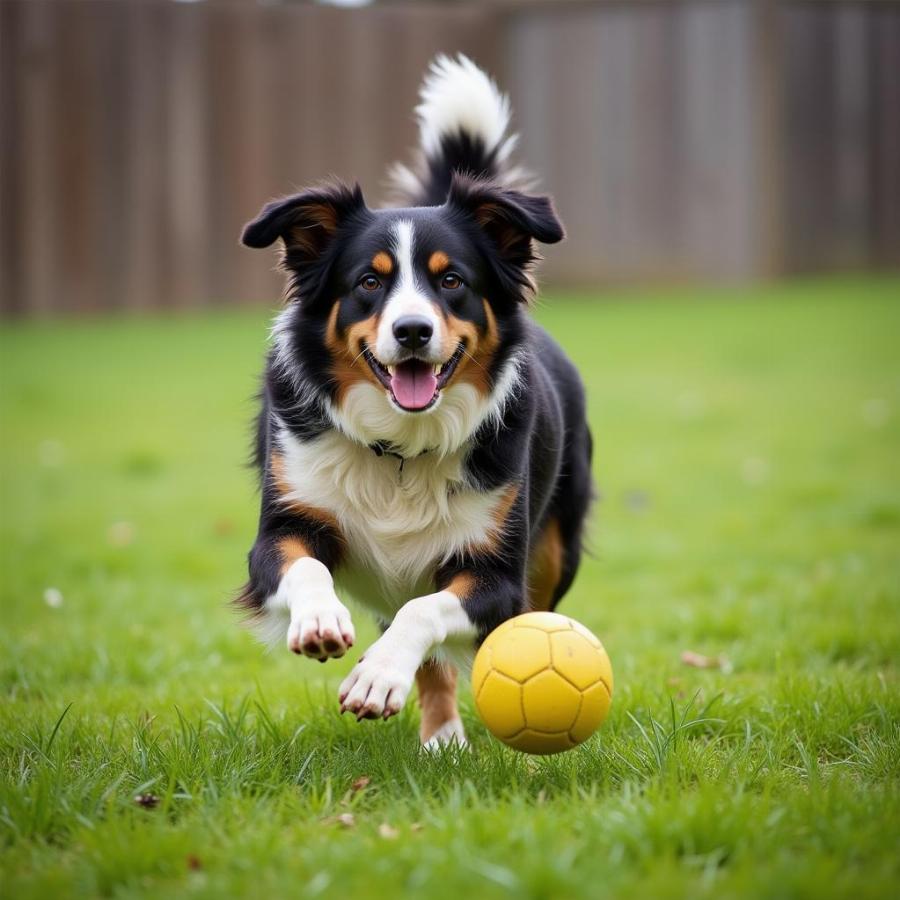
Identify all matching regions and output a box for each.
[446,175,564,295]
[242,182,368,301]
[241,181,367,257]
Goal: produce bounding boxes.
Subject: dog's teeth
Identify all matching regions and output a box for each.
[433,364,442,375]
[387,365,396,377]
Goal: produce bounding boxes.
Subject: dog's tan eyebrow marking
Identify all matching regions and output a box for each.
[371,252,393,275]
[428,251,450,275]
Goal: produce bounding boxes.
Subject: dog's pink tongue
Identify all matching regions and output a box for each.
[391,360,437,410]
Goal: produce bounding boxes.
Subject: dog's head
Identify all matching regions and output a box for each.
[243,176,563,451]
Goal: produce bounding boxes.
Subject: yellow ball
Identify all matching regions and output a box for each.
[472,612,613,755]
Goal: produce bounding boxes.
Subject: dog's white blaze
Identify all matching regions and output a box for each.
[274,423,508,617]
[393,219,418,295]
[374,220,443,362]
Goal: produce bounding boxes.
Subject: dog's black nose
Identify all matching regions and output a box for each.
[392,316,433,350]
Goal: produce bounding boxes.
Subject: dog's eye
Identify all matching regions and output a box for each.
[441,273,463,291]
[358,274,382,292]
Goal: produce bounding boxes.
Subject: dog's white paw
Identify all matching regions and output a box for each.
[287,601,355,661]
[339,650,414,720]
[422,717,468,751]
[278,557,355,662]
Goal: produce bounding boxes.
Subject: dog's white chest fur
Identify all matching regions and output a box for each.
[276,425,503,618]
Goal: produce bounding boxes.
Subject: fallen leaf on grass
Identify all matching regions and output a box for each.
[322,813,356,828]
[339,775,372,806]
[378,823,399,840]
[681,650,732,672]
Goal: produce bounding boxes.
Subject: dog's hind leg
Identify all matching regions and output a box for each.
[416,659,467,749]
[529,416,594,612]
[527,517,564,612]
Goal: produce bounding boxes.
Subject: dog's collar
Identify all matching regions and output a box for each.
[368,441,431,463]
[368,441,431,479]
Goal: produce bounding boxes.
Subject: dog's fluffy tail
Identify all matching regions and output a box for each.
[387,54,533,206]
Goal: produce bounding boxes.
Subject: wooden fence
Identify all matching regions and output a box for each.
[510,0,900,283]
[1,0,898,315]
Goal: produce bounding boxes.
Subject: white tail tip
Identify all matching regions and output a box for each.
[415,54,516,161]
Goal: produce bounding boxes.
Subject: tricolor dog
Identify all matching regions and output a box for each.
[238,55,593,748]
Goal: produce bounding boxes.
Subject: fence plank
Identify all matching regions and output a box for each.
[0,1,21,313]
[13,1,63,314]
[869,5,900,267]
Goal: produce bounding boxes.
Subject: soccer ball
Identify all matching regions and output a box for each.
[471,611,613,755]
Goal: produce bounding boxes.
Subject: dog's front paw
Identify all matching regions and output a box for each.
[339,649,415,720]
[287,601,355,662]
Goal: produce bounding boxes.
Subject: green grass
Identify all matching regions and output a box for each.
[1,277,899,899]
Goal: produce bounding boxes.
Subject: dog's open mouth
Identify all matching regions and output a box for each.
[362,344,465,412]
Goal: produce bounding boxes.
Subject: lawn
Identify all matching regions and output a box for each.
[1,277,899,899]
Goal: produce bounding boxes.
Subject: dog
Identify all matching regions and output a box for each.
[238,55,593,748]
